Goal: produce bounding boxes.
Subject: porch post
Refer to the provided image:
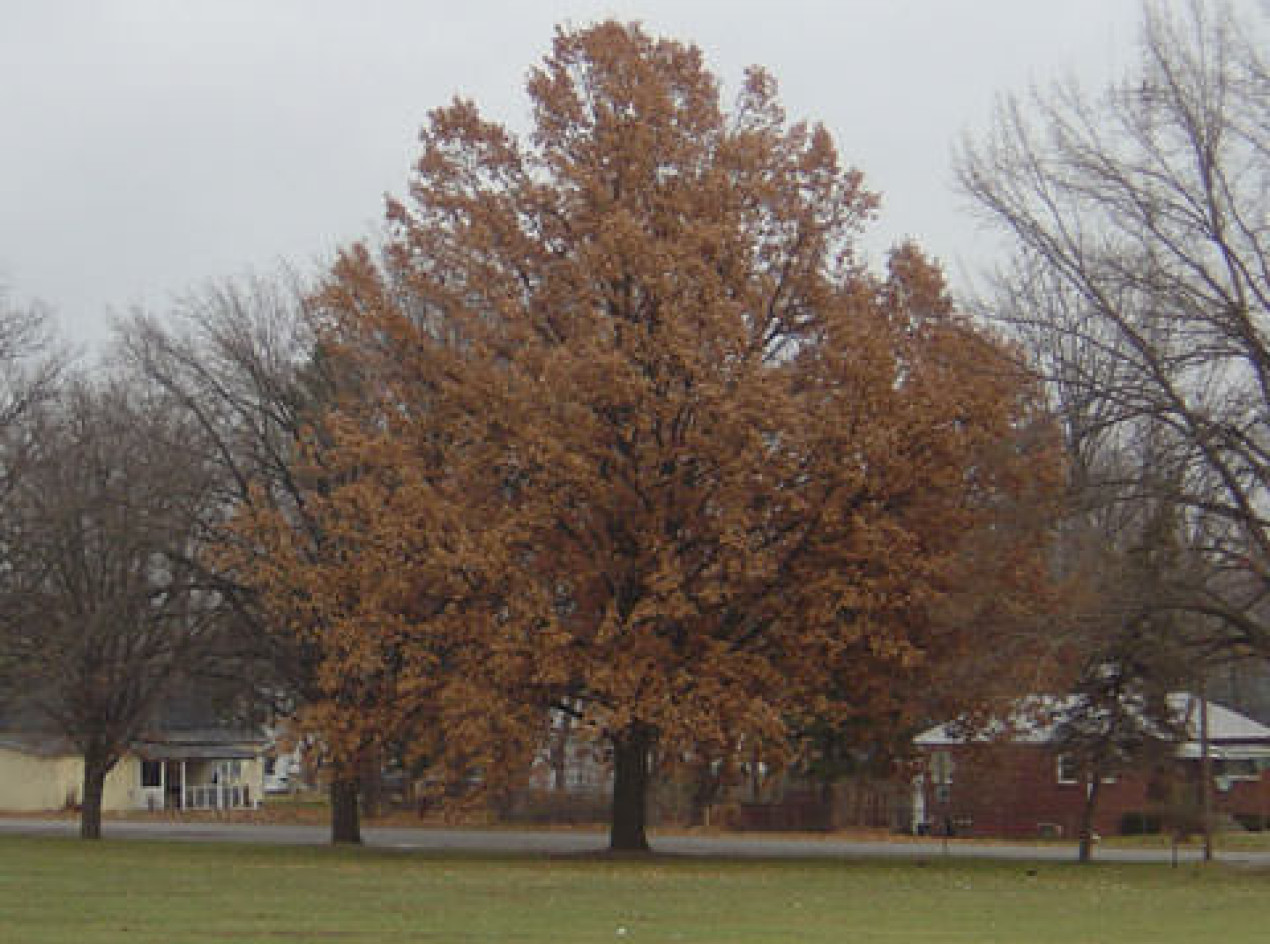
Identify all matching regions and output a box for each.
[181,761,187,811]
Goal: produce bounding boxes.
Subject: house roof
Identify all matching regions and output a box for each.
[0,733,77,757]
[133,743,260,761]
[135,727,268,746]
[132,727,268,761]
[915,692,1270,759]
[0,726,267,761]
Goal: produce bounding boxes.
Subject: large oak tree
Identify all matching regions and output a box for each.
[232,22,1056,851]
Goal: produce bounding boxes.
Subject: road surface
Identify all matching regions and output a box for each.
[1,818,1266,865]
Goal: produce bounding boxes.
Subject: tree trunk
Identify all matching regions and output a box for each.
[550,711,573,794]
[80,752,111,841]
[690,758,721,827]
[329,777,362,844]
[1078,775,1103,863]
[359,749,382,820]
[609,725,653,852]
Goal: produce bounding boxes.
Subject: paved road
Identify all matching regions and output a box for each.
[1,818,1266,865]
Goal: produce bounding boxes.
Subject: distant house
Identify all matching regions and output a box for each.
[912,693,1270,839]
[526,711,612,797]
[0,727,267,814]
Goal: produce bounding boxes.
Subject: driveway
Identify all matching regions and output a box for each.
[2,817,1267,865]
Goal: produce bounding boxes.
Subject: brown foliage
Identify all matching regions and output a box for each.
[226,21,1059,848]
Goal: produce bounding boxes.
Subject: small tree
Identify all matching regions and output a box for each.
[1052,581,1190,864]
[0,380,223,838]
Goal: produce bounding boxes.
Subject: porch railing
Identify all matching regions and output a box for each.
[183,784,253,810]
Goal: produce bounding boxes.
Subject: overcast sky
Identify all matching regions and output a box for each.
[1,1,1258,346]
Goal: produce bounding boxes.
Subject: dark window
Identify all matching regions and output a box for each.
[140,761,162,788]
[1215,758,1259,780]
[1056,754,1080,785]
[930,751,954,785]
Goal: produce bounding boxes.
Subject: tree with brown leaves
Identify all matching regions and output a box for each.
[232,21,1057,851]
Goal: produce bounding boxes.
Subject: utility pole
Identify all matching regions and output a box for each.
[1200,688,1213,863]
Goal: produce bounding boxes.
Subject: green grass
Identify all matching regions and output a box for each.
[0,835,1265,943]
[1102,829,1270,851]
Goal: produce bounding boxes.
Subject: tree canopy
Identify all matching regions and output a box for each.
[229,21,1058,851]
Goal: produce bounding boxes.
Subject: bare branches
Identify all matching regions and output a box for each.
[0,375,227,837]
[960,0,1270,654]
[0,288,66,504]
[113,271,339,700]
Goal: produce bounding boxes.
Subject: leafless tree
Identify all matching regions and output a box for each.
[0,288,65,695]
[114,271,364,840]
[959,0,1270,657]
[118,272,328,686]
[0,379,224,839]
[0,287,64,501]
[1051,488,1196,861]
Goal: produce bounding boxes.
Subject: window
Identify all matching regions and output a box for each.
[1056,754,1080,785]
[1214,759,1259,781]
[140,761,162,789]
[929,751,954,785]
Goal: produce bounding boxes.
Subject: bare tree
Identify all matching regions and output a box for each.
[0,288,63,500]
[959,0,1270,656]
[1053,486,1196,861]
[114,272,364,841]
[0,379,223,839]
[118,273,327,686]
[0,288,65,699]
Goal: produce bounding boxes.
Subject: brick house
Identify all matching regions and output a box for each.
[912,694,1270,839]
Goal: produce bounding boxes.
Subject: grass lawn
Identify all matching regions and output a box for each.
[0,835,1265,943]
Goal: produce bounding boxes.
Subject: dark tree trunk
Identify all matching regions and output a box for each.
[80,752,111,841]
[1078,776,1103,863]
[609,725,653,852]
[330,777,362,844]
[359,750,382,820]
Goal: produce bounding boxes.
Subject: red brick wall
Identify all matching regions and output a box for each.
[920,744,1270,839]
[1214,774,1270,828]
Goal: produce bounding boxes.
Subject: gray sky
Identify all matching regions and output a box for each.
[0,0,1224,345]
